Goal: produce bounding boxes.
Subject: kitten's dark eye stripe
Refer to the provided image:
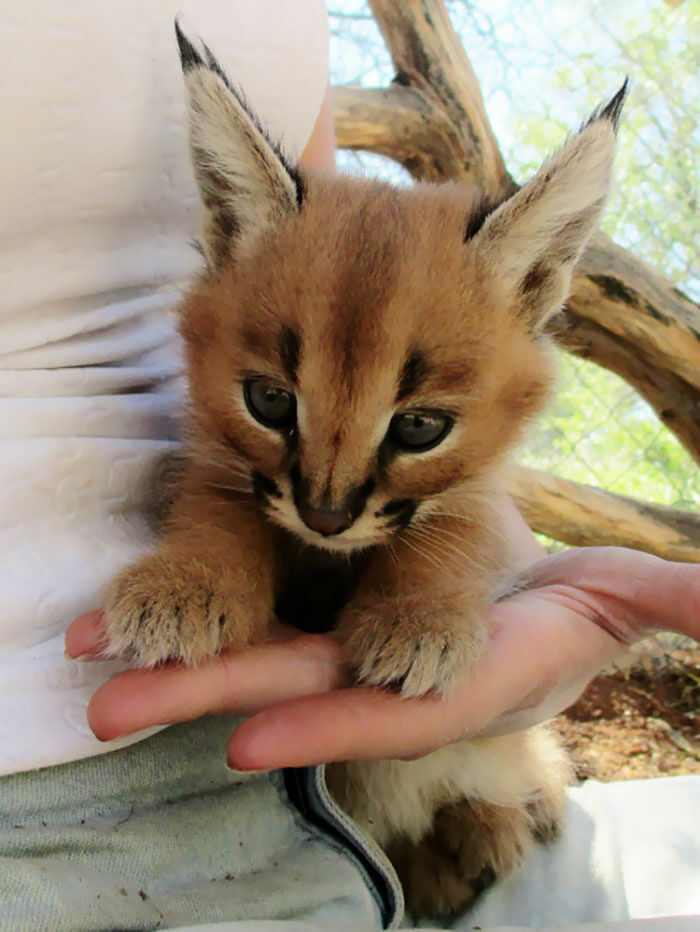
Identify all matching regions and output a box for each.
[252,471,282,500]
[359,476,376,497]
[279,325,300,385]
[396,349,429,402]
[381,498,414,517]
[289,462,311,507]
[376,438,398,477]
[344,476,376,520]
[382,499,416,531]
[381,498,413,517]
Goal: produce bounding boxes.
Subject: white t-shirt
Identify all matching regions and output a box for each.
[0,0,328,776]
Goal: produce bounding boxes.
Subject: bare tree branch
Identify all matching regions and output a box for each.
[367,0,514,197]
[506,465,700,562]
[577,234,700,394]
[333,84,468,182]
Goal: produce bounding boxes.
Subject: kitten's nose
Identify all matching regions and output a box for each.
[297,503,351,537]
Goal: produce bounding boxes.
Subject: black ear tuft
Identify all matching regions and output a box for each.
[174,20,204,73]
[584,78,630,136]
[599,77,629,132]
[175,20,239,96]
[199,37,239,96]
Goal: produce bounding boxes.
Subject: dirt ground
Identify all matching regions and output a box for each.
[554,644,700,782]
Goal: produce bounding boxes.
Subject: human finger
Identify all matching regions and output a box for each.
[64,610,108,659]
[85,631,348,741]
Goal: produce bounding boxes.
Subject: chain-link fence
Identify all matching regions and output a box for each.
[329,0,699,512]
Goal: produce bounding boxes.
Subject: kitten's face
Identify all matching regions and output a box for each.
[182,176,554,553]
[175,28,620,553]
[176,27,626,551]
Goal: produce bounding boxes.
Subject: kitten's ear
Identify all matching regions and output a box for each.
[469,81,628,329]
[175,21,303,270]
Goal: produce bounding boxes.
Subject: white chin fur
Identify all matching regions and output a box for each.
[294,531,379,554]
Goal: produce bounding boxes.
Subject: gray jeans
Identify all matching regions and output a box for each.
[0,715,401,931]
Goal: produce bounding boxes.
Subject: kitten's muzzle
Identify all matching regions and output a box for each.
[297,503,352,537]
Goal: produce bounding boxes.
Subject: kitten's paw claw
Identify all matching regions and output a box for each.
[358,628,463,697]
[339,596,486,698]
[103,555,263,667]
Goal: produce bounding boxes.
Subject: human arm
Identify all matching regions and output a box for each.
[299,83,336,171]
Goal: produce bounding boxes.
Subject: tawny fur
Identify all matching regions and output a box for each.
[387,793,559,918]
[102,26,625,919]
[325,727,569,848]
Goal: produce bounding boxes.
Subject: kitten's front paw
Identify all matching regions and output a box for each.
[103,554,268,667]
[338,593,486,698]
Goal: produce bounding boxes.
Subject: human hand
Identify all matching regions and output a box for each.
[65,547,699,770]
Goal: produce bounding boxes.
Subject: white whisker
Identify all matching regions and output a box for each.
[406,524,491,574]
[399,533,449,575]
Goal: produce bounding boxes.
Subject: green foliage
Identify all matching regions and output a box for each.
[519,354,699,509]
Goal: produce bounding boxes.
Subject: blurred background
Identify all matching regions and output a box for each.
[328,0,699,512]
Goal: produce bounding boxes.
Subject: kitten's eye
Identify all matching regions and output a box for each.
[244,379,296,429]
[388,411,452,452]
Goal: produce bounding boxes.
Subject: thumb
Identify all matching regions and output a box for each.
[517,547,700,642]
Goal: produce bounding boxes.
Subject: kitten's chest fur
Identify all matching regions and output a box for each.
[272,531,370,634]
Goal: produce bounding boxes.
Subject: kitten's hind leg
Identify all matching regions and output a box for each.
[386,797,538,919]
